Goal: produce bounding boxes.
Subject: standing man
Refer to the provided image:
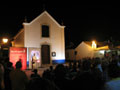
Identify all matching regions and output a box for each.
[32,53,37,69]
[10,61,28,90]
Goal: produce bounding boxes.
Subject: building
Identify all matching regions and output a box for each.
[66,41,110,60]
[12,11,65,69]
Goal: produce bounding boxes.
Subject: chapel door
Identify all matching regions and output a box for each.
[41,45,50,64]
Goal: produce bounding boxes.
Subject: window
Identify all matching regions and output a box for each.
[42,25,49,37]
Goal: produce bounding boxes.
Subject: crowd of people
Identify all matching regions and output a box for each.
[1,56,120,90]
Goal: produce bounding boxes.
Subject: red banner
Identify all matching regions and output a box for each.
[9,47,27,70]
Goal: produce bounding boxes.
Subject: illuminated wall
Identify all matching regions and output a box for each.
[23,11,65,64]
[13,11,65,66]
[75,42,94,60]
[9,47,27,70]
[28,48,41,69]
[66,41,108,60]
[13,29,24,47]
[94,50,105,58]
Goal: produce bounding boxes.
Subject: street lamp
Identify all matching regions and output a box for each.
[2,38,8,44]
[92,40,97,49]
[0,38,9,58]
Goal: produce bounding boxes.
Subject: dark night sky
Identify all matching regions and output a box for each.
[0,2,120,46]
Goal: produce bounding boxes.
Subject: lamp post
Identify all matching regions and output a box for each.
[0,38,9,58]
[2,38,8,44]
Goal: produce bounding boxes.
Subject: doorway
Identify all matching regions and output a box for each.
[41,45,50,64]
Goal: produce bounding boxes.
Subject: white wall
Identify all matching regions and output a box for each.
[75,42,94,60]
[94,50,105,58]
[13,29,24,47]
[23,11,65,62]
[24,22,40,48]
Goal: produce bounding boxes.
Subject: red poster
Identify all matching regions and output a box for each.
[9,47,27,70]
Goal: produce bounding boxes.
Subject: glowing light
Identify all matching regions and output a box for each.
[2,38,8,43]
[92,41,97,49]
[99,50,105,54]
[37,60,40,63]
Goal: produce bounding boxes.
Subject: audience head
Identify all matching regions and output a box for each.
[49,66,53,71]
[108,60,120,78]
[7,62,13,68]
[15,61,22,69]
[82,59,91,71]
[27,78,58,90]
[94,57,101,65]
[32,69,38,74]
[54,64,66,78]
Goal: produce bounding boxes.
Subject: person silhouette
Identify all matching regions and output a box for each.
[10,61,28,90]
[32,53,37,69]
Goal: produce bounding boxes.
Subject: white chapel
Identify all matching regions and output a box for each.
[12,10,65,68]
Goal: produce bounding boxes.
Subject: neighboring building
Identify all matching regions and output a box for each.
[12,11,65,68]
[66,41,110,60]
[75,41,95,60]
